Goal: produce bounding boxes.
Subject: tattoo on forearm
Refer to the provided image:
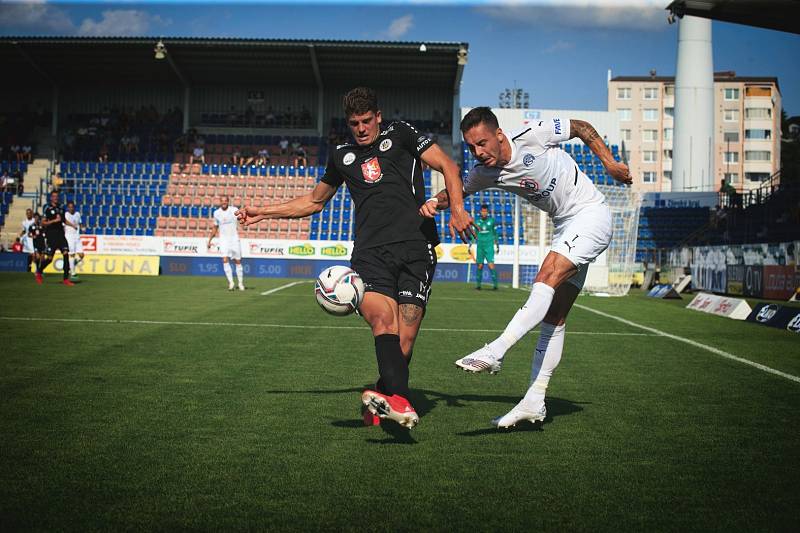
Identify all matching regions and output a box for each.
[399,304,423,325]
[572,120,600,144]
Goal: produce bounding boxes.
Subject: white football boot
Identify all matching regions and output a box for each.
[228,281,235,291]
[455,345,503,374]
[491,399,547,429]
[238,284,245,291]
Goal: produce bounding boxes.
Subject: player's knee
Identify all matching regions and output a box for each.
[543,313,566,326]
[369,314,397,336]
[400,336,416,357]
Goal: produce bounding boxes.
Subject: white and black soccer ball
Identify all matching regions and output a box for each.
[314,266,365,316]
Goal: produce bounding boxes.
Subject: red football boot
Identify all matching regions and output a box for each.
[361,390,419,429]
[35,272,43,284]
[361,404,381,426]
[62,279,75,286]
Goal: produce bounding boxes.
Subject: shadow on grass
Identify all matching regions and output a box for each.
[263,386,586,443]
[456,397,586,437]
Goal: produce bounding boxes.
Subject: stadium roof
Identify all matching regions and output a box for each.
[0,37,469,88]
[666,0,800,34]
[611,72,781,93]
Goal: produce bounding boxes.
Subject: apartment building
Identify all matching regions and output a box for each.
[608,72,781,193]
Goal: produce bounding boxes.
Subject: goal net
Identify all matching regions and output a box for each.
[517,185,641,296]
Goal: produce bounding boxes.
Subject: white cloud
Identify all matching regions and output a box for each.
[543,39,575,53]
[0,0,75,33]
[476,2,667,31]
[383,14,414,39]
[78,10,171,37]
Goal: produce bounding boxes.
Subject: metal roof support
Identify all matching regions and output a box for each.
[308,44,324,137]
[451,46,468,158]
[163,42,191,133]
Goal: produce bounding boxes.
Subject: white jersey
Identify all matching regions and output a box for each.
[22,217,34,235]
[21,217,35,253]
[213,206,240,243]
[463,117,606,227]
[64,211,82,237]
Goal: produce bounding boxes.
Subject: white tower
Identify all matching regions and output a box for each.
[672,15,714,192]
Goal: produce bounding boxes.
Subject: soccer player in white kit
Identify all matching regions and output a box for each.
[208,196,245,291]
[20,208,36,271]
[422,107,632,428]
[64,201,85,279]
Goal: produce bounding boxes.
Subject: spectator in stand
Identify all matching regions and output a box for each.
[98,143,109,163]
[265,106,276,126]
[279,137,289,156]
[129,134,140,154]
[120,134,131,154]
[10,143,21,162]
[0,171,9,192]
[241,147,255,167]
[293,143,308,167]
[22,144,32,163]
[231,146,242,165]
[190,144,205,166]
[256,147,271,166]
[11,238,23,253]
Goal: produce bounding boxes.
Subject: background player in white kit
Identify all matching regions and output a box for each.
[422,107,632,428]
[20,208,36,271]
[64,201,85,280]
[208,196,245,291]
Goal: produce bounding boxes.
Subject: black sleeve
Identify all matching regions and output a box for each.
[396,121,434,158]
[320,151,344,188]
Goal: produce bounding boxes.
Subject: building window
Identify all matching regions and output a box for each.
[617,87,631,100]
[643,171,657,183]
[643,108,658,121]
[618,109,632,121]
[745,150,771,161]
[746,172,770,182]
[724,109,740,122]
[723,131,739,143]
[642,129,658,142]
[663,128,673,141]
[664,85,674,96]
[724,88,740,101]
[642,151,657,163]
[643,87,658,100]
[745,108,771,119]
[664,107,674,118]
[663,170,672,180]
[663,149,673,160]
[623,150,631,162]
[724,172,739,184]
[620,129,632,141]
[745,86,771,97]
[724,151,739,163]
[745,129,772,140]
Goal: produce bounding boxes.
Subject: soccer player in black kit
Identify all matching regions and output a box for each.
[237,87,474,428]
[38,190,74,285]
[28,212,47,279]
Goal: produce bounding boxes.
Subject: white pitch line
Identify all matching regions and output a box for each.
[0,316,653,336]
[574,303,800,385]
[260,280,311,296]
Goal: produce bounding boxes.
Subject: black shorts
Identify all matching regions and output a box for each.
[33,239,47,254]
[350,241,437,308]
[45,233,68,255]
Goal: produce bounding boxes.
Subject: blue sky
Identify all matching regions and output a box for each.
[2,1,799,115]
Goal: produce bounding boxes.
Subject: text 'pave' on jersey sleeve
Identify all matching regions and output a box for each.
[321,121,439,251]
[464,117,605,228]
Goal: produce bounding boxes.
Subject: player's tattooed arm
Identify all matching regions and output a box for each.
[399,304,423,326]
[570,119,632,185]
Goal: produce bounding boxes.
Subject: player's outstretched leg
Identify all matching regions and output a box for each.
[235,263,245,291]
[361,334,419,428]
[492,322,564,428]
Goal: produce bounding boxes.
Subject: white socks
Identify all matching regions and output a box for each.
[223,262,234,285]
[487,282,556,359]
[235,264,244,287]
[522,322,565,406]
[69,256,75,274]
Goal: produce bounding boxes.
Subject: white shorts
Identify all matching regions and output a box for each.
[551,203,612,290]
[22,236,34,254]
[66,234,83,254]
[220,239,242,260]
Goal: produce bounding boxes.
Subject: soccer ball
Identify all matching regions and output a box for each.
[314,266,365,316]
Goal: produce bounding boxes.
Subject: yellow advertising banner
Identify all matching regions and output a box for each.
[39,254,159,276]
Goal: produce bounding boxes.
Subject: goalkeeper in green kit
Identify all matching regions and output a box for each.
[470,204,500,290]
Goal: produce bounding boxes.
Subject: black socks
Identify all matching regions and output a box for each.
[374,334,410,398]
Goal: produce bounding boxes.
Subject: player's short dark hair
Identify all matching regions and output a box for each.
[343,87,379,118]
[66,200,74,207]
[480,204,489,210]
[49,190,58,196]
[460,107,499,133]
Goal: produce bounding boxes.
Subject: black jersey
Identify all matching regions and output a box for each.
[43,202,66,237]
[28,222,45,244]
[321,121,439,251]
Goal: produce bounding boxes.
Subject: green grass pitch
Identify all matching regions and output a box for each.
[1,272,798,531]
